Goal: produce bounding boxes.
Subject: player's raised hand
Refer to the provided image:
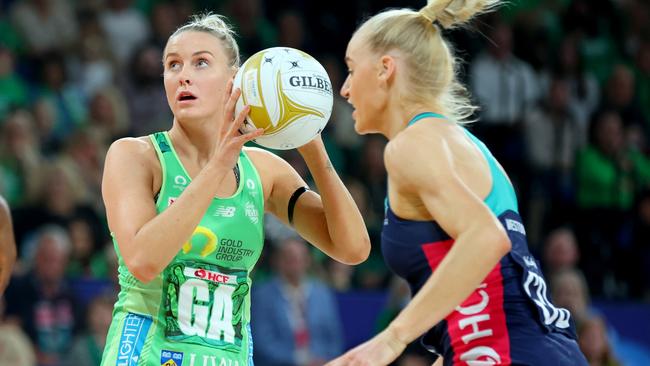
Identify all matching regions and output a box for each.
[211,78,263,170]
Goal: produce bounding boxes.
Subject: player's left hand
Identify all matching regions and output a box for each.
[325,327,406,366]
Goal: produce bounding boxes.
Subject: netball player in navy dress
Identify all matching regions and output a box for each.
[327,0,589,365]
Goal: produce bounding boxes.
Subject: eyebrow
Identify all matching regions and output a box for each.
[164,50,215,60]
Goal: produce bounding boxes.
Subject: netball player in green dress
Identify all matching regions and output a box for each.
[100,14,369,366]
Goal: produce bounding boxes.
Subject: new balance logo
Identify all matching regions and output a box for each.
[214,206,236,218]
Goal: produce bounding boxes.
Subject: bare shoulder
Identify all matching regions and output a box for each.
[385,124,453,188]
[107,136,156,160]
[106,136,160,172]
[103,136,161,194]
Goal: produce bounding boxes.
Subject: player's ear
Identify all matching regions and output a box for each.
[378,55,396,83]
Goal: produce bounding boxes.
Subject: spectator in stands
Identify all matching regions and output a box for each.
[470,18,540,188]
[552,269,650,366]
[65,294,114,366]
[541,34,600,133]
[542,227,580,275]
[73,10,116,98]
[119,43,171,136]
[561,0,624,85]
[550,269,650,365]
[353,254,390,291]
[0,110,43,207]
[11,159,102,253]
[549,268,591,326]
[575,110,650,294]
[99,0,151,68]
[600,64,647,134]
[252,237,343,366]
[36,52,88,147]
[0,297,37,366]
[86,86,130,144]
[0,46,28,119]
[5,225,81,366]
[10,0,78,56]
[30,98,58,154]
[578,315,622,366]
[61,128,107,210]
[524,74,583,238]
[65,213,107,280]
[325,258,354,292]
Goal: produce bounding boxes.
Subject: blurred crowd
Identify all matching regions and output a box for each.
[0,0,649,365]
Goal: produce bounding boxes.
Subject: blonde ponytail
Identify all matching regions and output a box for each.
[355,1,500,124]
[419,0,500,29]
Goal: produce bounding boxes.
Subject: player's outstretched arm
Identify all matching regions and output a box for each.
[248,136,370,265]
[295,135,370,264]
[0,195,16,295]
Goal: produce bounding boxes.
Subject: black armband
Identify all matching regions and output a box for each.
[288,186,310,226]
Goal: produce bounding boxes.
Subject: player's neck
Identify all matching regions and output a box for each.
[169,118,218,163]
[384,103,443,140]
[383,99,409,139]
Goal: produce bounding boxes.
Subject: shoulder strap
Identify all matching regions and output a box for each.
[462,128,519,214]
[407,112,446,127]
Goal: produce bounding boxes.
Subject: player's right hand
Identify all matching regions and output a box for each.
[211,78,263,170]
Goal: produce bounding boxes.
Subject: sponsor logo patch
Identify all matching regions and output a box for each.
[116,313,152,366]
[244,201,259,224]
[214,206,236,217]
[161,350,184,366]
[505,218,526,235]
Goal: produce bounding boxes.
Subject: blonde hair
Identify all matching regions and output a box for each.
[356,0,500,124]
[168,13,240,67]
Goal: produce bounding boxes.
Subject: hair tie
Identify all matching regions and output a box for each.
[421,0,460,29]
[420,12,434,23]
[419,12,443,29]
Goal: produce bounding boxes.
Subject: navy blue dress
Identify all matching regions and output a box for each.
[381,113,588,366]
